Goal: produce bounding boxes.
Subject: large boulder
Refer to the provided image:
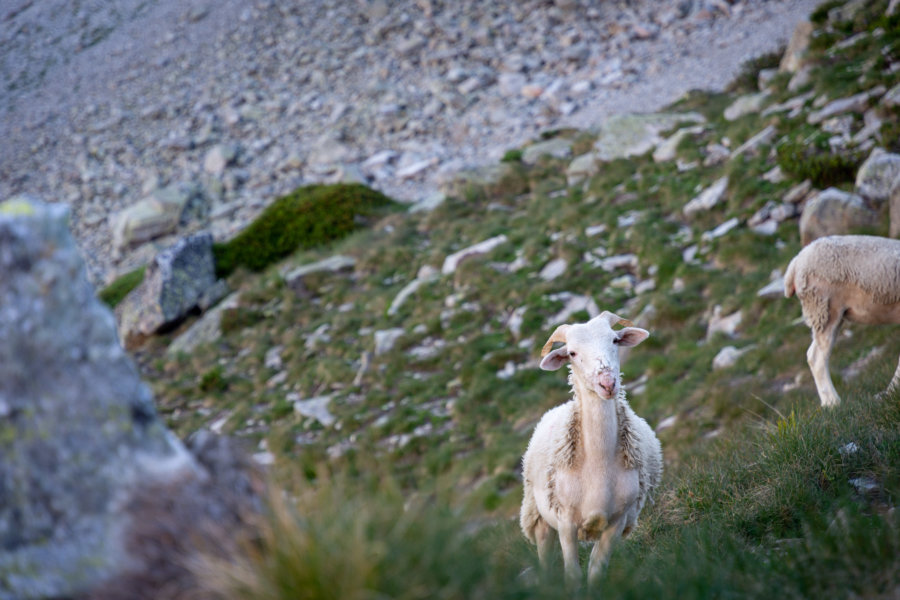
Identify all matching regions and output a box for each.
[799,188,881,245]
[111,183,202,252]
[593,112,705,161]
[889,178,900,239]
[855,149,900,204]
[0,198,261,599]
[115,232,219,349]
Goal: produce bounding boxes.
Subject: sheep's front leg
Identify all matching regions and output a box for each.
[587,519,626,589]
[558,521,581,588]
[808,324,841,407]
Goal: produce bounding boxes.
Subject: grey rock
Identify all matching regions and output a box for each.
[374,328,405,356]
[282,255,356,289]
[593,112,705,161]
[731,125,776,159]
[115,233,217,348]
[168,293,241,355]
[889,177,900,238]
[0,199,196,598]
[292,394,336,427]
[522,138,574,165]
[808,87,885,125]
[566,152,600,186]
[712,345,754,370]
[800,188,880,245]
[882,82,900,108]
[856,149,900,204]
[111,184,198,251]
[441,235,508,275]
[757,273,786,299]
[706,305,742,340]
[539,258,568,281]
[653,125,704,162]
[724,92,768,121]
[203,144,239,175]
[409,192,446,214]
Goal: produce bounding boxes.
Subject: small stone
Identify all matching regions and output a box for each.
[265,346,283,371]
[706,305,742,340]
[442,235,508,275]
[522,138,574,165]
[701,217,740,241]
[684,176,729,216]
[712,345,753,370]
[539,258,568,281]
[724,92,768,121]
[292,395,336,427]
[374,328,405,356]
[203,144,238,175]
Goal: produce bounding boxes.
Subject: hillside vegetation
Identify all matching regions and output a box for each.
[136,1,900,597]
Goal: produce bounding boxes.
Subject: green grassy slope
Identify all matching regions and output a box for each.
[140,1,900,597]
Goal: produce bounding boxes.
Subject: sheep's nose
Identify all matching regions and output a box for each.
[598,372,616,397]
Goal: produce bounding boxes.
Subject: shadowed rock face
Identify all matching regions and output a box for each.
[0,198,229,599]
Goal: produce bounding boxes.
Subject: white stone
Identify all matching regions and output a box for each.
[712,345,753,370]
[656,415,677,431]
[293,394,336,427]
[388,268,439,316]
[374,328,405,356]
[546,292,600,326]
[757,271,785,299]
[724,93,768,121]
[264,346,283,370]
[600,253,638,272]
[684,177,729,216]
[701,217,740,241]
[283,255,356,287]
[442,235,508,275]
[539,258,568,281]
[707,305,742,340]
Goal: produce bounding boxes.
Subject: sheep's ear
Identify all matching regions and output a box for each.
[615,327,649,347]
[540,346,570,371]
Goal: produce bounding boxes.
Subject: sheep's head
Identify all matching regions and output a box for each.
[539,311,649,400]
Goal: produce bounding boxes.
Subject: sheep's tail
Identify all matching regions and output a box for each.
[519,476,540,545]
[784,255,798,298]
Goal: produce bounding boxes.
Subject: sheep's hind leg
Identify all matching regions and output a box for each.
[588,519,626,589]
[534,518,554,569]
[881,354,900,398]
[808,317,842,407]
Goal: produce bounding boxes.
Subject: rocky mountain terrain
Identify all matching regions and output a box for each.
[4,0,900,598]
[1,0,818,285]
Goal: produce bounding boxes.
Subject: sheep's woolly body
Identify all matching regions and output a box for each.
[784,235,900,407]
[519,386,662,544]
[785,235,900,310]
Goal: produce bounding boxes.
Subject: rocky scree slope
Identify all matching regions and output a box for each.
[0,0,817,285]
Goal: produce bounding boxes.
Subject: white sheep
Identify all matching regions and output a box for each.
[520,311,663,589]
[784,234,900,407]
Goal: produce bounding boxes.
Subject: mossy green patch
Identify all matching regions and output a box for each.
[212,183,396,277]
[97,266,146,308]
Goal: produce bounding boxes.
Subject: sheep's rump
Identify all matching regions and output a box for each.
[785,235,900,305]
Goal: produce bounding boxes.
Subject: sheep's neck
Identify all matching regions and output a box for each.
[572,377,619,462]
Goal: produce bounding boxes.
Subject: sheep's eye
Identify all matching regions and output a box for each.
[612,337,621,345]
[568,350,577,358]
